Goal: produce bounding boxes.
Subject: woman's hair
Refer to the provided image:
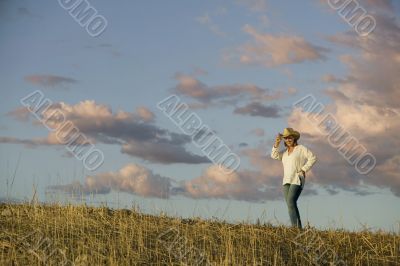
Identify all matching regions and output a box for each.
[284,139,298,148]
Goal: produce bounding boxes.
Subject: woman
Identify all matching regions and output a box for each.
[271,128,317,229]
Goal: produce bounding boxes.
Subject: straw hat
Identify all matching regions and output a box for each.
[281,128,300,140]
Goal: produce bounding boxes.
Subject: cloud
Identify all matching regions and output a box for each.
[24,75,78,89]
[49,163,172,198]
[46,140,319,202]
[180,164,284,202]
[173,137,321,202]
[373,155,400,196]
[326,18,400,109]
[224,25,329,67]
[0,136,52,147]
[135,106,155,122]
[321,74,355,84]
[287,87,297,95]
[172,72,284,108]
[49,161,292,202]
[285,9,400,197]
[238,142,248,147]
[2,100,210,164]
[45,132,322,202]
[47,158,288,202]
[121,140,210,164]
[6,106,31,122]
[239,140,319,196]
[362,0,393,12]
[178,141,319,202]
[250,128,265,137]
[233,102,282,117]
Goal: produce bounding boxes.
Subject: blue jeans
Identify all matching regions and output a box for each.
[283,183,303,229]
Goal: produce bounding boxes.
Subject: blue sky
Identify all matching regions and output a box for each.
[1,0,399,232]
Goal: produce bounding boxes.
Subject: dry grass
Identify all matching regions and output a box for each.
[0,203,399,265]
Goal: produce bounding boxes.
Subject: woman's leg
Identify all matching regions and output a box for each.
[282,184,290,203]
[285,184,303,229]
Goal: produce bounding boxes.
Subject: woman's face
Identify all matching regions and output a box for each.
[283,135,295,147]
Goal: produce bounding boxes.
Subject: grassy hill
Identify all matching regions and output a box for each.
[0,203,399,265]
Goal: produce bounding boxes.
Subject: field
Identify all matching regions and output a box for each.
[1,203,399,265]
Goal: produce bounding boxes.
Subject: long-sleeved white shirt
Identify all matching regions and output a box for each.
[271,144,317,186]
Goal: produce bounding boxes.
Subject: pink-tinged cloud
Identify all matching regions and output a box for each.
[178,141,319,201]
[287,87,297,95]
[250,128,265,137]
[6,106,31,122]
[135,106,155,122]
[49,160,301,201]
[243,132,374,196]
[2,100,210,164]
[180,140,320,202]
[224,25,329,67]
[24,75,77,89]
[49,163,172,198]
[321,74,348,83]
[173,72,284,109]
[47,138,321,202]
[285,10,400,197]
[181,165,284,201]
[0,136,55,147]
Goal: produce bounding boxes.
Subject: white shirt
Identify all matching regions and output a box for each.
[271,144,317,186]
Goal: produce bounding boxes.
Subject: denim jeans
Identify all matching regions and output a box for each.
[283,183,303,229]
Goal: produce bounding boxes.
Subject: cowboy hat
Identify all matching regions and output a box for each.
[281,127,300,140]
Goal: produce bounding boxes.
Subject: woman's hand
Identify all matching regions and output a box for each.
[298,170,306,177]
[274,134,282,148]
